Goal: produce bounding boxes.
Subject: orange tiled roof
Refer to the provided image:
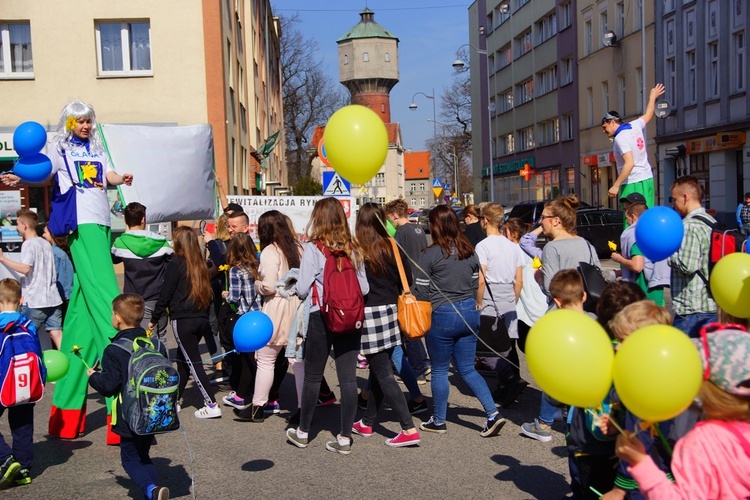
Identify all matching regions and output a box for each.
[404,151,430,180]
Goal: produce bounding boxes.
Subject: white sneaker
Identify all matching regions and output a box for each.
[194,403,222,419]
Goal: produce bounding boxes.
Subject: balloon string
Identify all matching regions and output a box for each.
[586,408,626,435]
[655,423,674,457]
[169,349,238,365]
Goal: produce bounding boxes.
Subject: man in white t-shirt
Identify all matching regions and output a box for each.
[602,83,665,209]
[0,210,63,350]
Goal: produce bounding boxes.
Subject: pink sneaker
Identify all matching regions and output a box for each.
[357,354,369,369]
[385,430,421,447]
[352,420,373,437]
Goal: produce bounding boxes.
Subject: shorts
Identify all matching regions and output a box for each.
[22,305,64,331]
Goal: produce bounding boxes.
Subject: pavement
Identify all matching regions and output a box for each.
[2,262,624,499]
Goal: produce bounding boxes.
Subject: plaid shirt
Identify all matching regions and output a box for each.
[668,207,717,315]
[227,266,261,315]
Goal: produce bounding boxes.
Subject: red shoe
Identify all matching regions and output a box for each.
[317,392,337,407]
[352,420,373,437]
[385,430,421,447]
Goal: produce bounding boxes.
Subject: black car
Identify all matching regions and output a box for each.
[418,206,465,234]
[505,201,622,257]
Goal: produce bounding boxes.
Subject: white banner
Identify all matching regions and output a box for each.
[100,124,216,223]
[226,196,356,241]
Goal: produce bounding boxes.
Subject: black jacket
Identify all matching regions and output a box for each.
[151,257,210,324]
[88,327,167,437]
[464,221,486,249]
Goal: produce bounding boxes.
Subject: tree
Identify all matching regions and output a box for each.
[294,176,323,196]
[279,14,348,191]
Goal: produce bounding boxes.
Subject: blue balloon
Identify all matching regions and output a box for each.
[13,121,48,157]
[233,311,274,352]
[14,153,53,183]
[635,206,684,262]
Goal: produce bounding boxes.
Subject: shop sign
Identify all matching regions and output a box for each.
[686,131,746,154]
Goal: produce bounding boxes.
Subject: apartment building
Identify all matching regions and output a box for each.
[469,0,580,206]
[404,151,432,209]
[0,0,284,220]
[654,0,749,224]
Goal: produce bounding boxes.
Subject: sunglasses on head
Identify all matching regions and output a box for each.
[601,113,618,125]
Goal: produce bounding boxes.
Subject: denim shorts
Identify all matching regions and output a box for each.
[22,305,64,331]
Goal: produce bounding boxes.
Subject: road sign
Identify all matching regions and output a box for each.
[322,171,351,197]
[443,183,451,192]
[432,178,443,188]
[432,186,443,198]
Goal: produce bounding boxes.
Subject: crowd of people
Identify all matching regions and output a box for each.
[1,100,749,500]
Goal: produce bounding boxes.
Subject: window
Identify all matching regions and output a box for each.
[635,67,643,113]
[515,30,532,58]
[497,44,511,70]
[517,79,534,104]
[230,88,236,124]
[538,119,559,146]
[561,57,573,85]
[584,18,593,55]
[96,21,151,76]
[634,0,642,30]
[0,22,33,77]
[707,0,718,39]
[536,65,558,95]
[666,58,676,102]
[344,54,349,65]
[409,182,416,193]
[419,198,426,207]
[707,42,719,99]
[499,88,514,113]
[618,75,626,116]
[586,87,594,126]
[374,172,385,186]
[363,52,369,62]
[385,52,390,62]
[665,18,675,56]
[518,0,530,7]
[559,2,572,30]
[733,32,746,92]
[686,50,697,104]
[410,199,417,207]
[616,2,625,37]
[562,114,574,140]
[664,0,675,12]
[601,81,609,115]
[519,127,535,151]
[419,182,425,192]
[502,133,515,155]
[685,8,696,47]
[377,197,386,205]
[600,10,608,48]
[536,12,557,45]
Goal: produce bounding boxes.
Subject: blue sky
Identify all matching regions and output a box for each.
[271,1,471,151]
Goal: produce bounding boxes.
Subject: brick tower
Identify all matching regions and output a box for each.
[337,8,399,123]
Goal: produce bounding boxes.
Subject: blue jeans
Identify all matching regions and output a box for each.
[425,298,497,424]
[673,312,717,339]
[120,435,157,499]
[539,392,558,425]
[391,344,422,399]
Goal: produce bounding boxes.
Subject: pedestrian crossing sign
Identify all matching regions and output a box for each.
[323,171,351,197]
[432,178,443,188]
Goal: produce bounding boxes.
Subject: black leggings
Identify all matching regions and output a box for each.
[362,347,414,431]
[299,312,361,438]
[173,317,216,405]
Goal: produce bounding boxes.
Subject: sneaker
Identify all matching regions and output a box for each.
[285,409,300,428]
[286,428,308,448]
[521,419,553,442]
[352,420,373,437]
[480,414,507,437]
[500,379,529,409]
[357,393,368,411]
[357,355,369,370]
[194,403,222,419]
[222,392,250,410]
[0,455,21,489]
[264,400,281,415]
[419,416,447,434]
[385,430,421,447]
[150,485,170,500]
[176,402,181,413]
[210,370,230,386]
[317,391,337,407]
[13,468,31,486]
[407,399,428,415]
[422,365,432,377]
[416,374,427,385]
[325,438,352,455]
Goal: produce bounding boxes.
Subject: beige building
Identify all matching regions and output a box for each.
[577,0,656,207]
[0,0,284,219]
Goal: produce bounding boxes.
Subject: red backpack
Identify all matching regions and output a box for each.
[0,319,46,407]
[311,241,365,334]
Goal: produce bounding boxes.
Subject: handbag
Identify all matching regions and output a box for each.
[47,150,80,237]
[578,243,608,313]
[476,268,512,356]
[389,239,431,339]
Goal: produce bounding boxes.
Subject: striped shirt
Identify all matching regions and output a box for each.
[668,207,717,315]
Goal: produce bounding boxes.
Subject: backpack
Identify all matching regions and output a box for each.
[112,336,180,435]
[694,215,748,286]
[0,319,46,407]
[311,240,365,334]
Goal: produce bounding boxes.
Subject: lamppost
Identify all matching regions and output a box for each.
[453,43,494,202]
[428,118,460,206]
[408,89,437,176]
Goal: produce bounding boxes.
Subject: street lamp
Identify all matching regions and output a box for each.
[408,90,437,173]
[453,43,494,202]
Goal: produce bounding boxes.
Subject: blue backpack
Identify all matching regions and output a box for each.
[0,319,46,407]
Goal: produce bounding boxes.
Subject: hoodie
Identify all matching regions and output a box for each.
[112,230,173,302]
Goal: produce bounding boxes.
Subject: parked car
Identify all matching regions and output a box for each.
[418,207,433,233]
[407,210,421,224]
[505,201,622,257]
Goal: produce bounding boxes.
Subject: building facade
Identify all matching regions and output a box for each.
[404,151,432,208]
[0,0,284,221]
[468,0,580,206]
[654,0,749,224]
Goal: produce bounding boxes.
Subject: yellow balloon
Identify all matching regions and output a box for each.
[526,309,614,408]
[323,105,389,185]
[710,252,750,318]
[613,325,702,422]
